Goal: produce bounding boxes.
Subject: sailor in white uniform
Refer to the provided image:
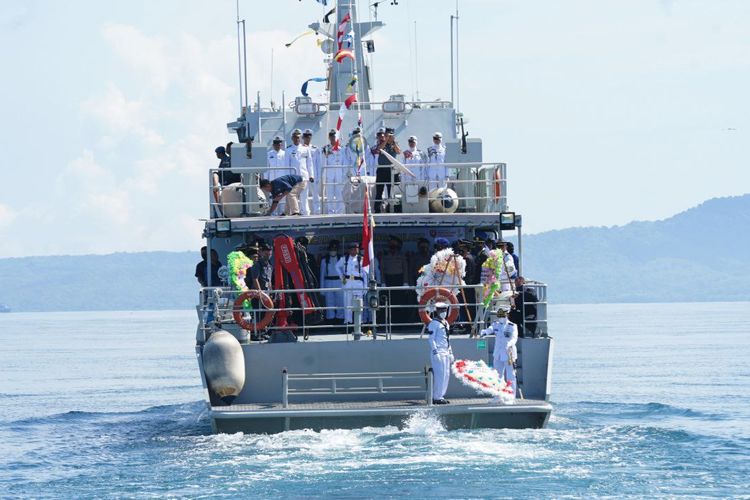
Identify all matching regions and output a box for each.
[426,131,447,190]
[480,308,518,398]
[266,136,287,178]
[427,302,454,404]
[403,135,427,182]
[321,129,347,214]
[302,128,322,214]
[336,241,368,324]
[319,239,344,322]
[497,242,517,292]
[285,128,313,215]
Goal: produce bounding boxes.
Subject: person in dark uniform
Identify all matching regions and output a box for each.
[509,276,539,338]
[259,174,305,216]
[247,242,273,292]
[506,242,519,277]
[195,247,222,287]
[381,235,410,323]
[374,128,401,213]
[214,145,240,186]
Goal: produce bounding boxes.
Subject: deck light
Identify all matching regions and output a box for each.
[499,211,516,230]
[215,219,232,237]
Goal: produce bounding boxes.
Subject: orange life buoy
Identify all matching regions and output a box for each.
[233,290,275,331]
[418,287,459,325]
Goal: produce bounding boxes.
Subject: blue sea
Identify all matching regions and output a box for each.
[1,302,749,498]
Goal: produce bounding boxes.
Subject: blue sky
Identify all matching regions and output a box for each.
[0,0,748,257]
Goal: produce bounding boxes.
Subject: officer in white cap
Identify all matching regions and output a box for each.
[285,128,313,215]
[480,307,518,398]
[302,128,322,214]
[336,241,368,324]
[426,131,447,190]
[366,127,387,177]
[427,301,454,404]
[321,129,347,214]
[403,135,426,181]
[266,135,287,177]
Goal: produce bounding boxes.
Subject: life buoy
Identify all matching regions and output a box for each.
[418,287,459,325]
[233,290,275,331]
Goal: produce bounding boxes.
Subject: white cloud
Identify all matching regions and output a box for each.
[0,204,16,227]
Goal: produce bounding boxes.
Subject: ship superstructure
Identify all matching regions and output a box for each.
[195,0,553,433]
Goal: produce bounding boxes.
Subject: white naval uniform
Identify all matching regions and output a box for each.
[319,253,344,320]
[308,144,322,214]
[285,143,313,215]
[403,147,427,182]
[336,254,368,324]
[266,148,287,178]
[426,143,447,190]
[481,318,518,396]
[322,144,347,214]
[427,317,453,401]
[499,251,517,292]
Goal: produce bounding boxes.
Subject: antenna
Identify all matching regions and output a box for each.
[235,0,243,113]
[455,0,460,115]
[414,21,420,102]
[235,1,249,113]
[270,48,275,110]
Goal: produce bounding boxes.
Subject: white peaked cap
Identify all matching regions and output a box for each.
[434,302,449,309]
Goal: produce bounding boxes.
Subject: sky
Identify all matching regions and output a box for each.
[0,0,748,257]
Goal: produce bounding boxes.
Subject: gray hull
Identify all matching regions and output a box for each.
[198,336,554,434]
[211,398,551,434]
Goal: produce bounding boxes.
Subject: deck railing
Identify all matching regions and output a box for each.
[281,367,433,407]
[208,162,507,219]
[197,280,548,343]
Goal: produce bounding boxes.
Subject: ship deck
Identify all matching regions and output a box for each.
[210,397,552,433]
[205,212,502,232]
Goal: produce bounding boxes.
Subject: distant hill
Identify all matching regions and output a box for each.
[521,194,750,303]
[0,251,198,312]
[0,194,748,311]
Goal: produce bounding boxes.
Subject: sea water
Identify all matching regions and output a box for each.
[1,303,748,498]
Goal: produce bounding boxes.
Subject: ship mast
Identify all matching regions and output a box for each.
[311,1,383,107]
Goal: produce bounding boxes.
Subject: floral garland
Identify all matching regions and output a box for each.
[227,251,254,309]
[415,248,465,300]
[451,359,515,403]
[480,249,517,307]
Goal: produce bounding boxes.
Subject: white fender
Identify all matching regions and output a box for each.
[202,330,246,404]
[429,187,459,213]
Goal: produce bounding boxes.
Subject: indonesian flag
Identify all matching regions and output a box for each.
[362,189,374,275]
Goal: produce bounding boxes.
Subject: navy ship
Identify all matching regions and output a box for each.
[195,0,553,433]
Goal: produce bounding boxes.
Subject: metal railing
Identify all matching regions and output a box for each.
[281,367,433,407]
[197,280,548,342]
[208,162,507,219]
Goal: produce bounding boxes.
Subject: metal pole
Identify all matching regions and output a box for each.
[449,15,454,106]
[455,1,460,115]
[242,20,248,112]
[426,367,434,406]
[414,21,420,101]
[282,90,287,143]
[282,368,289,408]
[256,91,262,142]
[235,1,243,113]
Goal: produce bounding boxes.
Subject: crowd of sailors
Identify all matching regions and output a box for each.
[196,234,539,339]
[214,126,450,216]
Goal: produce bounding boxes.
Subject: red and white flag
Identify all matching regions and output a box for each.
[337,13,351,50]
[334,93,358,150]
[361,189,374,275]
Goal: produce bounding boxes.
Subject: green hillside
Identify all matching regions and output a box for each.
[0,194,747,311]
[521,194,750,303]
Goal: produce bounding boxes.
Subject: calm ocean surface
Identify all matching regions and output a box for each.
[1,302,748,498]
